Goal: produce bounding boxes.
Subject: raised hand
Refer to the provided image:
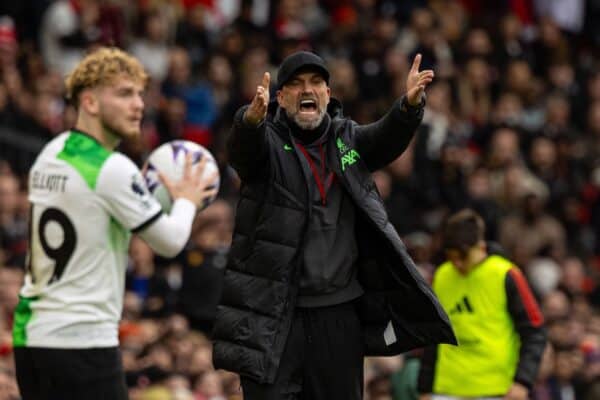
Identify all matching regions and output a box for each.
[243,72,271,126]
[406,54,434,106]
[160,154,218,209]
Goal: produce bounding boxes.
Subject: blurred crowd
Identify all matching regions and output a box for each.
[1,0,600,399]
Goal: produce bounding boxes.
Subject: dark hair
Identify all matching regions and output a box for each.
[443,209,485,255]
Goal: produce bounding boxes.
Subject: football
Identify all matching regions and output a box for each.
[144,140,220,213]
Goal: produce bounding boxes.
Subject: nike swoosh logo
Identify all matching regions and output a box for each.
[283,144,293,151]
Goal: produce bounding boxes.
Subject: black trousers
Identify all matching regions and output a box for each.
[242,301,364,400]
[14,346,128,400]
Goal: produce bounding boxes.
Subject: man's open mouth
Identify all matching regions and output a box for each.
[299,99,317,113]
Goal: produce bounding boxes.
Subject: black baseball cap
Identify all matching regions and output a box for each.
[276,51,330,89]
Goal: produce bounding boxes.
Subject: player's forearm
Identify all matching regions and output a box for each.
[138,198,197,257]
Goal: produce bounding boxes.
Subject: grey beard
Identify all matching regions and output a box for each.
[287,108,326,130]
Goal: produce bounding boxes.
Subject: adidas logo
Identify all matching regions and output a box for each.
[449,296,474,314]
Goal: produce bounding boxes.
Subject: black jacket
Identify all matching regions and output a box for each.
[212,97,457,383]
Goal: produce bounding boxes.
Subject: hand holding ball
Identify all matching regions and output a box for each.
[144,140,220,213]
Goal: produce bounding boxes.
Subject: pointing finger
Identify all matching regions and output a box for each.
[411,54,422,73]
[261,72,270,90]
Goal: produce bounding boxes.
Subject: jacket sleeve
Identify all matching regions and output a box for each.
[417,345,438,393]
[505,267,547,389]
[354,96,424,171]
[226,105,269,181]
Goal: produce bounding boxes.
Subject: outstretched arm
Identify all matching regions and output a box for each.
[355,54,434,171]
[227,72,271,180]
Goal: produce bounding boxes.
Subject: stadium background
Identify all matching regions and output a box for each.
[1,0,600,398]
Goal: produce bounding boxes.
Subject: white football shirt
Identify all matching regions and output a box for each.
[14,130,162,348]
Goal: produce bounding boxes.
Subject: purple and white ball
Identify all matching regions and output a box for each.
[144,140,220,213]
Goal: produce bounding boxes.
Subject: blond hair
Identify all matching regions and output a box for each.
[64,47,148,107]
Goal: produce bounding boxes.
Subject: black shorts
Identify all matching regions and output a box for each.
[14,346,128,400]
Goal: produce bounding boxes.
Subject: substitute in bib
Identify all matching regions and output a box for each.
[418,209,547,400]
